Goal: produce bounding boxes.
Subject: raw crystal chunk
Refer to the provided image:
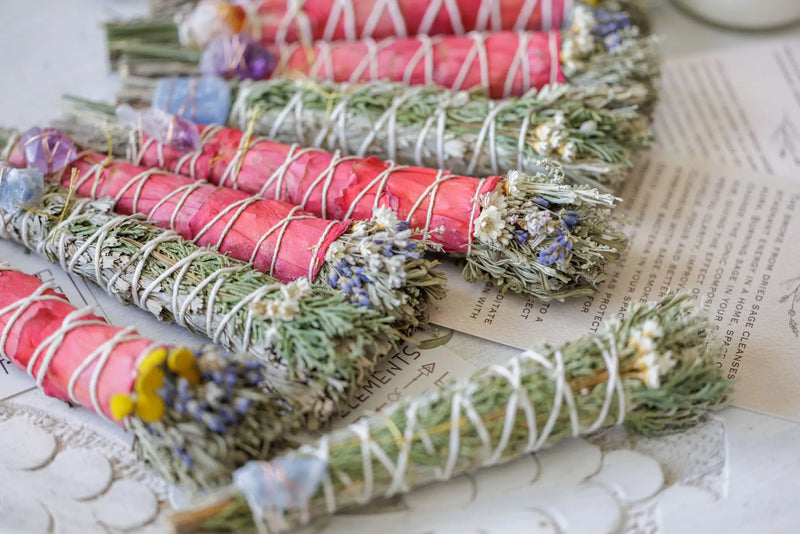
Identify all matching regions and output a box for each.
[200,35,277,81]
[18,127,78,175]
[0,162,44,215]
[116,105,200,152]
[152,76,232,125]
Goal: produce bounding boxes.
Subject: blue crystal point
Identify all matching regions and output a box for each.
[152,76,232,125]
[0,163,44,215]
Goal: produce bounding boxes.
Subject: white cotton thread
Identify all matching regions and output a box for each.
[351,419,375,504]
[465,98,513,175]
[68,157,330,281]
[274,0,311,45]
[0,275,150,420]
[259,0,557,43]
[517,112,533,171]
[37,197,280,353]
[548,30,560,84]
[252,341,626,523]
[442,390,463,479]
[355,87,421,161]
[516,0,542,31]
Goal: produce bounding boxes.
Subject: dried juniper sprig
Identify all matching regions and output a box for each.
[0,263,290,491]
[170,293,730,533]
[561,5,660,98]
[103,76,652,192]
[4,125,447,338]
[0,184,395,441]
[49,114,627,302]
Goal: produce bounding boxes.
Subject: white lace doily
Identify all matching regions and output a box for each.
[305,416,728,534]
[0,397,728,534]
[0,402,170,534]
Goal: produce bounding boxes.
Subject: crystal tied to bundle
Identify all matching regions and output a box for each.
[0,128,76,214]
[18,127,78,174]
[117,105,201,152]
[200,34,277,80]
[0,162,44,215]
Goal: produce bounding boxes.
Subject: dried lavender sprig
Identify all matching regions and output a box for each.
[465,164,628,299]
[561,5,660,97]
[0,184,395,437]
[316,214,447,335]
[48,116,627,302]
[170,293,730,533]
[105,77,652,192]
[128,347,291,491]
[2,125,446,337]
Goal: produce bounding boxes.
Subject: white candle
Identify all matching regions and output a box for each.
[672,0,800,30]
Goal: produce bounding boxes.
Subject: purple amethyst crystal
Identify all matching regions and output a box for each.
[117,105,201,152]
[200,34,277,81]
[18,127,79,175]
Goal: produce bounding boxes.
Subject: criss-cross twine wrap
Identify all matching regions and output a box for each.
[4,204,286,354]
[0,183,400,451]
[267,31,564,98]
[270,86,526,176]
[19,149,350,283]
[238,338,626,532]
[240,0,571,45]
[124,125,501,255]
[0,265,155,420]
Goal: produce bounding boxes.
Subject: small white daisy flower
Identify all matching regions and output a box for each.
[475,205,507,244]
[373,205,399,230]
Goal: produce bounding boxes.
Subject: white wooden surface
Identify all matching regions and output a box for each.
[0,1,799,532]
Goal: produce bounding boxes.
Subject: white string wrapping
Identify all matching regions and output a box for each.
[0,269,152,419]
[68,158,336,280]
[133,125,490,254]
[271,30,562,99]
[5,192,284,359]
[246,335,627,528]
[233,80,545,178]
[252,0,565,44]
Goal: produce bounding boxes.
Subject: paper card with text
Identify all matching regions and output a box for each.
[431,150,800,421]
[655,36,800,178]
[335,342,477,426]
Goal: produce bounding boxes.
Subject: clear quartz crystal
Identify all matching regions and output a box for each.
[233,456,327,512]
[0,163,44,215]
[116,105,201,152]
[152,76,232,126]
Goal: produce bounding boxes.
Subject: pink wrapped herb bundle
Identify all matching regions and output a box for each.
[58,115,627,300]
[109,6,657,99]
[4,127,446,334]
[172,0,572,47]
[0,264,294,489]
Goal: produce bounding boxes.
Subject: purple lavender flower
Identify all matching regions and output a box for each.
[591,10,632,51]
[537,233,575,266]
[560,210,579,231]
